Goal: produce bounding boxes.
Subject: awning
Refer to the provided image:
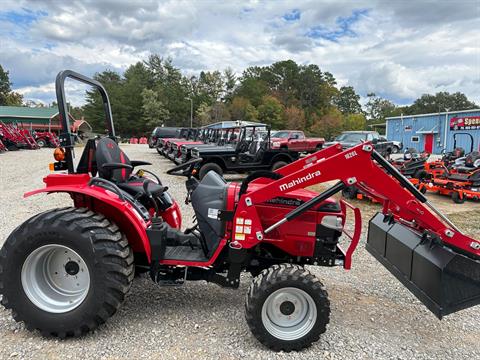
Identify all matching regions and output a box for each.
[416,126,438,134]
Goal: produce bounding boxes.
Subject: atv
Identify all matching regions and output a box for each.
[1,71,480,352]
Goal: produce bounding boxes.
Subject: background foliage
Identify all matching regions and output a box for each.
[0,61,477,138]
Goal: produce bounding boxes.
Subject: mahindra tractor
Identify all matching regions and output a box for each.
[1,71,480,352]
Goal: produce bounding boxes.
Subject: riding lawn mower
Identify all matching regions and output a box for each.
[1,71,480,352]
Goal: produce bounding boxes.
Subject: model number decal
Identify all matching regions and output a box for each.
[345,151,358,159]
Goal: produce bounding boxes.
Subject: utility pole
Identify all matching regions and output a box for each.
[186,97,193,127]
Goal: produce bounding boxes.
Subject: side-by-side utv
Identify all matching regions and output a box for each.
[1,71,480,352]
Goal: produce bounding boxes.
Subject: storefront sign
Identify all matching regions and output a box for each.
[450,116,480,130]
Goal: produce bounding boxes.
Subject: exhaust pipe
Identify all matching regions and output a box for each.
[366,213,480,318]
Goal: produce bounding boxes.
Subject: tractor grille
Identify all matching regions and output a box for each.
[191,149,199,158]
[181,145,187,154]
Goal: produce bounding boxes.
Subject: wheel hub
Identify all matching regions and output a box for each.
[261,287,317,341]
[65,261,80,276]
[21,244,90,313]
[279,300,295,316]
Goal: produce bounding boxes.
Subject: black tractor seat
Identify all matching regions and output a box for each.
[117,180,166,198]
[92,137,165,199]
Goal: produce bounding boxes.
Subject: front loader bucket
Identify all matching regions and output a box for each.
[366,213,480,318]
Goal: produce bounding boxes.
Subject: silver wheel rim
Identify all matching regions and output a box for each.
[21,244,90,313]
[261,287,317,341]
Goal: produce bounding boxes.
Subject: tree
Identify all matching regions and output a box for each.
[284,106,306,130]
[83,70,124,132]
[342,113,366,131]
[0,65,23,106]
[235,77,269,107]
[257,95,285,129]
[223,67,237,103]
[145,55,191,126]
[333,86,362,114]
[365,93,397,122]
[142,89,169,127]
[406,92,477,115]
[196,102,213,126]
[229,97,258,121]
[309,108,343,139]
[211,102,230,122]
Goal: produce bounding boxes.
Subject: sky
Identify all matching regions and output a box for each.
[0,0,479,106]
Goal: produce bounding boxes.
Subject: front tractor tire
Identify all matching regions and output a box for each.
[0,207,134,338]
[245,264,330,351]
[36,139,46,148]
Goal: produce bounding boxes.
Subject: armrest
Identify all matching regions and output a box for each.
[101,162,133,171]
[131,160,152,167]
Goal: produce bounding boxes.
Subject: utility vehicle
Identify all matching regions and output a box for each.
[148,126,180,148]
[190,125,300,179]
[175,127,240,165]
[1,71,480,352]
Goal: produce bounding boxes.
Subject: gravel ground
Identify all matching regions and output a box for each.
[1,144,479,360]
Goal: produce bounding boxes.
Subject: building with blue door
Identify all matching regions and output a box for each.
[386,109,480,154]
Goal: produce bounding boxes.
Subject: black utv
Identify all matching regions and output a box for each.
[175,127,240,165]
[189,125,300,179]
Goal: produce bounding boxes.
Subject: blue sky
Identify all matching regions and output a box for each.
[0,0,479,106]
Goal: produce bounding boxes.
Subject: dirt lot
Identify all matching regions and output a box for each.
[0,145,479,360]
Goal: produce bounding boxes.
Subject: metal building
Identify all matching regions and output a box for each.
[386,109,480,154]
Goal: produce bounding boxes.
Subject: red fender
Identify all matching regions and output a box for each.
[25,174,152,262]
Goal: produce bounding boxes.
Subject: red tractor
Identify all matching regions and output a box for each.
[34,131,60,148]
[1,71,480,352]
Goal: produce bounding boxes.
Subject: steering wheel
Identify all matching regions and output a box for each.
[166,157,203,177]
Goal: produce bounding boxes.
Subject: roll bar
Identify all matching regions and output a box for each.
[55,70,115,173]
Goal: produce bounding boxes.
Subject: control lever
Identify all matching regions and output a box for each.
[143,180,160,217]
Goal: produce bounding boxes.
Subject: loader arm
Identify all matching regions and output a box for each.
[236,142,479,257]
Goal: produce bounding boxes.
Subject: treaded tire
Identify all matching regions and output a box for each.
[271,161,288,171]
[342,185,358,200]
[0,207,134,338]
[199,162,223,180]
[245,264,330,352]
[36,139,46,148]
[451,192,465,204]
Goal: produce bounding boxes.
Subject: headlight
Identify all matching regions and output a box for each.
[272,141,280,148]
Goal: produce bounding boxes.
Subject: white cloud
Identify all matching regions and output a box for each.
[0,0,478,106]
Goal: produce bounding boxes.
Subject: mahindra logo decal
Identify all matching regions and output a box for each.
[279,170,321,191]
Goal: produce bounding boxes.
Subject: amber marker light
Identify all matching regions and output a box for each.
[53,147,65,161]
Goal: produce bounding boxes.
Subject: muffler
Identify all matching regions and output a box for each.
[366,213,480,318]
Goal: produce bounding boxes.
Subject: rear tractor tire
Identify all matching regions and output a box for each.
[0,207,134,338]
[245,264,330,351]
[198,162,223,180]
